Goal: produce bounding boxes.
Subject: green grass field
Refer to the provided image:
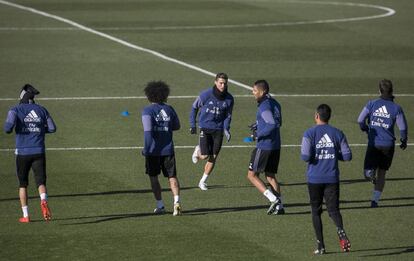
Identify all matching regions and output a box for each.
[0,0,413,260]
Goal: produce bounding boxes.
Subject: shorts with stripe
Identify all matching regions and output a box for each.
[248,148,280,174]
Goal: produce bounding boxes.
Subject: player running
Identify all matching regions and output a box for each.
[357,79,408,207]
[301,104,352,254]
[190,73,234,191]
[247,80,284,215]
[141,81,182,216]
[4,84,56,223]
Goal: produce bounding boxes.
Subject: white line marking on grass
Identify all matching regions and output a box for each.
[0,94,413,101]
[1,143,412,152]
[0,1,395,31]
[0,0,396,96]
[0,0,253,92]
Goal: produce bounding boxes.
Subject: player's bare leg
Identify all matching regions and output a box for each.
[247,170,281,214]
[198,155,216,191]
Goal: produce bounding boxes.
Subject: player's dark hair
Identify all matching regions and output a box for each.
[316,104,331,122]
[144,81,170,103]
[215,72,228,81]
[254,80,270,94]
[379,79,393,95]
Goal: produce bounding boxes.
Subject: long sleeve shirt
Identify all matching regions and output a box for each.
[189,87,234,131]
[4,103,56,155]
[256,95,282,150]
[301,124,352,184]
[357,97,407,147]
[142,103,180,156]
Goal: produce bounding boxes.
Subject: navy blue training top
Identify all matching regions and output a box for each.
[141,103,180,156]
[301,124,352,184]
[4,103,56,155]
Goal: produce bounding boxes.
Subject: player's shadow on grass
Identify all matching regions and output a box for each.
[280,177,414,187]
[354,245,414,257]
[0,186,198,202]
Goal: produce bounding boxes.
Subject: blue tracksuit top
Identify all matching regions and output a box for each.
[189,87,234,131]
[256,95,282,150]
[357,97,407,147]
[301,124,352,184]
[4,103,56,155]
[142,103,180,156]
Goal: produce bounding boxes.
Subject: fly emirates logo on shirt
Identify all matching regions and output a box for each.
[371,106,391,129]
[315,134,335,160]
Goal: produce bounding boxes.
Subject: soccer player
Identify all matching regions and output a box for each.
[142,81,182,216]
[247,80,284,215]
[301,104,352,254]
[357,79,408,208]
[3,84,56,223]
[190,73,234,191]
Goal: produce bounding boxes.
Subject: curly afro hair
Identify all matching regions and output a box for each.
[144,81,170,103]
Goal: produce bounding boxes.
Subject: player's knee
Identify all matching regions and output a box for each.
[364,169,376,182]
[311,205,323,216]
[207,155,216,163]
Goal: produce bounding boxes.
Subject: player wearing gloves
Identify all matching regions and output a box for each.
[142,81,182,216]
[4,84,56,223]
[357,79,408,208]
[247,80,284,215]
[189,73,234,191]
[301,104,352,254]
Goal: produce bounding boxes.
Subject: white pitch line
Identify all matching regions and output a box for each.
[0,93,413,101]
[0,1,395,31]
[0,0,253,92]
[1,143,412,152]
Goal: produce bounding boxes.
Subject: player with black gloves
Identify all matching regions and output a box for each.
[4,84,56,223]
[189,73,234,191]
[357,79,408,207]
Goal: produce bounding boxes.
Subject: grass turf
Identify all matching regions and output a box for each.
[0,0,413,260]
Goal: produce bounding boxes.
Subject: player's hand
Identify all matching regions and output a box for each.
[224,130,231,142]
[248,123,257,131]
[190,127,197,135]
[400,138,407,150]
[251,130,257,141]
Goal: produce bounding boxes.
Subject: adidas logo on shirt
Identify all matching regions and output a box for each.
[373,105,390,118]
[24,110,41,123]
[316,134,334,149]
[155,109,170,122]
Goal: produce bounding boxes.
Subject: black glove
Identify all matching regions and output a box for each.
[190,127,197,135]
[248,123,257,141]
[400,138,407,150]
[248,123,257,131]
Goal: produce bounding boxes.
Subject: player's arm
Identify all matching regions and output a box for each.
[171,107,181,131]
[338,133,352,161]
[357,107,370,132]
[256,109,276,139]
[3,110,17,134]
[142,113,153,155]
[301,134,313,162]
[396,108,408,150]
[189,96,202,134]
[223,98,234,142]
[45,111,57,133]
[223,98,233,132]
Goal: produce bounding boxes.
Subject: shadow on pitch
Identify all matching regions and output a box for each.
[354,245,414,257]
[280,176,414,187]
[0,186,198,202]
